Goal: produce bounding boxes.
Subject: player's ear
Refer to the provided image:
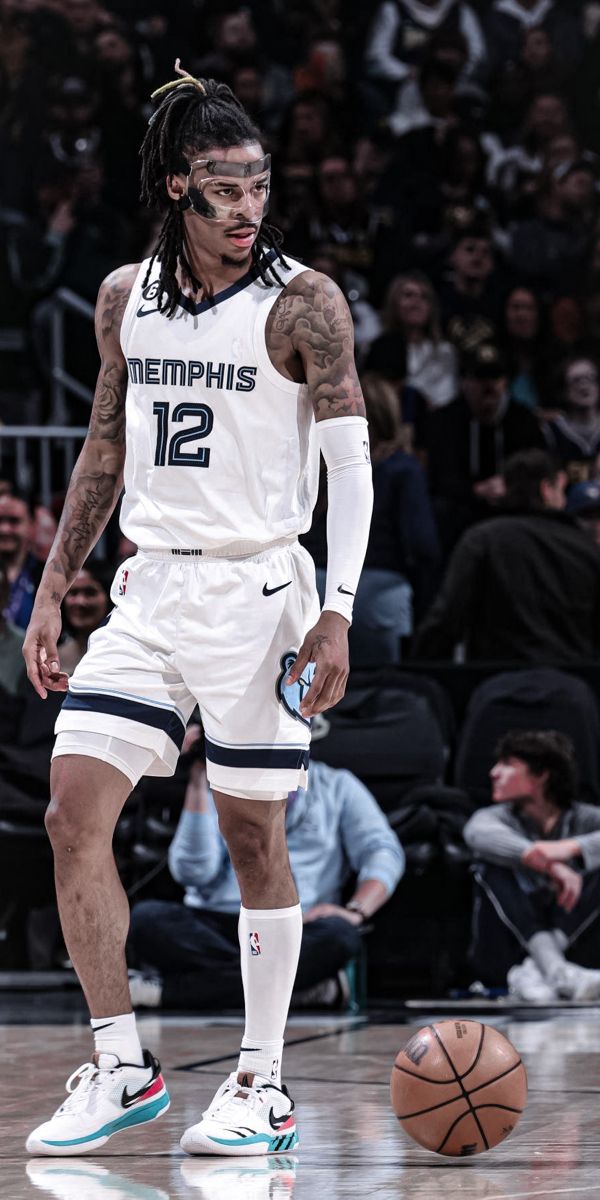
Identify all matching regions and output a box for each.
[166,173,186,202]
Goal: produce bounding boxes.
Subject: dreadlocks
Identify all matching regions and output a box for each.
[140,69,289,317]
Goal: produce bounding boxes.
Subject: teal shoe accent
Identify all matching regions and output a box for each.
[209,1128,297,1152]
[41,1090,170,1147]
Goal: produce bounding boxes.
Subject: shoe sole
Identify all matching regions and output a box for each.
[180,1128,299,1157]
[26,1091,170,1156]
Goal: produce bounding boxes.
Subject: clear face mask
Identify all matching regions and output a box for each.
[182,153,271,222]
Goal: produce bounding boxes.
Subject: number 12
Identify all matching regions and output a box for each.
[153,401,214,467]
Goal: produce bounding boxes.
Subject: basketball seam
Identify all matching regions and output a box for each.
[430,1024,490,1154]
[394,1061,525,1120]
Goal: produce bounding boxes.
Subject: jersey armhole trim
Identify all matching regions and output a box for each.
[120,259,153,355]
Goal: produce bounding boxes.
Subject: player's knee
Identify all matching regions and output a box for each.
[220,813,279,877]
[45,793,85,856]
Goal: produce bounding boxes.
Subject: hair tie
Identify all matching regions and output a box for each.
[151,59,207,102]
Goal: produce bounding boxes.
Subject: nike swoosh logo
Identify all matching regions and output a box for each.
[263,580,292,596]
[121,1077,157,1109]
[136,306,161,318]
[337,585,355,596]
[269,1106,294,1130]
[92,1021,114,1032]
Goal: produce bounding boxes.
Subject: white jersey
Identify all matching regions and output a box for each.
[119,251,318,551]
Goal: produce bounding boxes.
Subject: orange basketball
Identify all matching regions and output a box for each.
[390,1019,527,1156]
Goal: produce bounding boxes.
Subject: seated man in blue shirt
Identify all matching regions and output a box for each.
[128,725,404,1009]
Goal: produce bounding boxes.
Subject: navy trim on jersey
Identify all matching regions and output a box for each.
[62,691,186,749]
[176,248,278,316]
[205,736,309,771]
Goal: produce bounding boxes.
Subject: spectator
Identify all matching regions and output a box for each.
[366,0,486,98]
[543,354,600,480]
[59,562,112,676]
[0,562,27,695]
[485,90,575,209]
[506,157,597,296]
[438,213,504,351]
[367,270,458,407]
[0,492,43,631]
[500,285,549,409]
[425,341,545,549]
[483,1,583,80]
[128,728,404,1010]
[414,447,600,662]
[565,479,600,546]
[464,731,600,1001]
[387,44,463,138]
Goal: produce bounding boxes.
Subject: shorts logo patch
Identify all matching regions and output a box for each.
[118,569,129,596]
[277,652,316,729]
[249,932,261,956]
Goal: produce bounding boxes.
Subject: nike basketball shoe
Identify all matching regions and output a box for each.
[26,1050,169,1156]
[180,1073,298,1156]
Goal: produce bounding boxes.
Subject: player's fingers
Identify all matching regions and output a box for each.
[302,669,341,716]
[286,643,311,684]
[299,667,329,716]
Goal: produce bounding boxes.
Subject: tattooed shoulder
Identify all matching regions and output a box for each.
[270,270,365,420]
[96,263,140,343]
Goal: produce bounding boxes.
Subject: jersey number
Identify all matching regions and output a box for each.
[153,401,214,467]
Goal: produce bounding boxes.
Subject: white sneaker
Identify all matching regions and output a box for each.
[180,1073,298,1157]
[179,1155,298,1196]
[26,1160,170,1200]
[128,971,163,1009]
[555,963,600,1001]
[26,1050,170,1156]
[507,957,556,1003]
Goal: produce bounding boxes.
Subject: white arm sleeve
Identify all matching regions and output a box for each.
[317,415,374,622]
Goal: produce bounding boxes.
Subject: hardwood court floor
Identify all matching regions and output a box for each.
[3,1003,600,1200]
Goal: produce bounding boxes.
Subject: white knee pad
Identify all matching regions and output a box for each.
[216,785,288,802]
[52,732,157,787]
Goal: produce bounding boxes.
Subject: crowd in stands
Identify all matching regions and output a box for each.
[3,0,600,1004]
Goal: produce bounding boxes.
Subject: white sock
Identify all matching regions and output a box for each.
[528,930,567,983]
[237,903,303,1087]
[90,1012,144,1068]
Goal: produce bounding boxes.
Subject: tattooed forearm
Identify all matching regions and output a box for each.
[44,469,121,593]
[88,360,127,443]
[266,272,366,420]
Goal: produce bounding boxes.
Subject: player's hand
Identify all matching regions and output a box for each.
[548,862,582,913]
[286,610,349,718]
[22,604,68,698]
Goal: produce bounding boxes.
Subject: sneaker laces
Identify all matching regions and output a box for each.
[204,1076,266,1122]
[57,1063,111,1116]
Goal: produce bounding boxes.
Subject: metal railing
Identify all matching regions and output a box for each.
[49,288,95,424]
[0,426,87,508]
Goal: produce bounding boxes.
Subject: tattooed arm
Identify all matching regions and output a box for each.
[266,270,366,420]
[23,263,139,697]
[270,272,373,716]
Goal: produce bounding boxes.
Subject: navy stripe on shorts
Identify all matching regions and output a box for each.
[62,691,186,751]
[205,737,309,771]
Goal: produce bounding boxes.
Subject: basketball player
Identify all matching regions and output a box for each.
[22,69,373,1157]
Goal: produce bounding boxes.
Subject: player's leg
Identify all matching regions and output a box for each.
[27,748,170,1156]
[180,790,301,1157]
[177,539,320,1156]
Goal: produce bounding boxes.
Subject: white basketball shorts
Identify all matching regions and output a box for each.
[54,539,321,795]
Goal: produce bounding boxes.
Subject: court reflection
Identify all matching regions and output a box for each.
[179,1154,298,1196]
[26,1160,171,1200]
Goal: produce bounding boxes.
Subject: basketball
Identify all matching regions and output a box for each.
[390,1020,527,1157]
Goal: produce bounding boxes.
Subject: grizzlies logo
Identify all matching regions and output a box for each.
[276,651,316,728]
